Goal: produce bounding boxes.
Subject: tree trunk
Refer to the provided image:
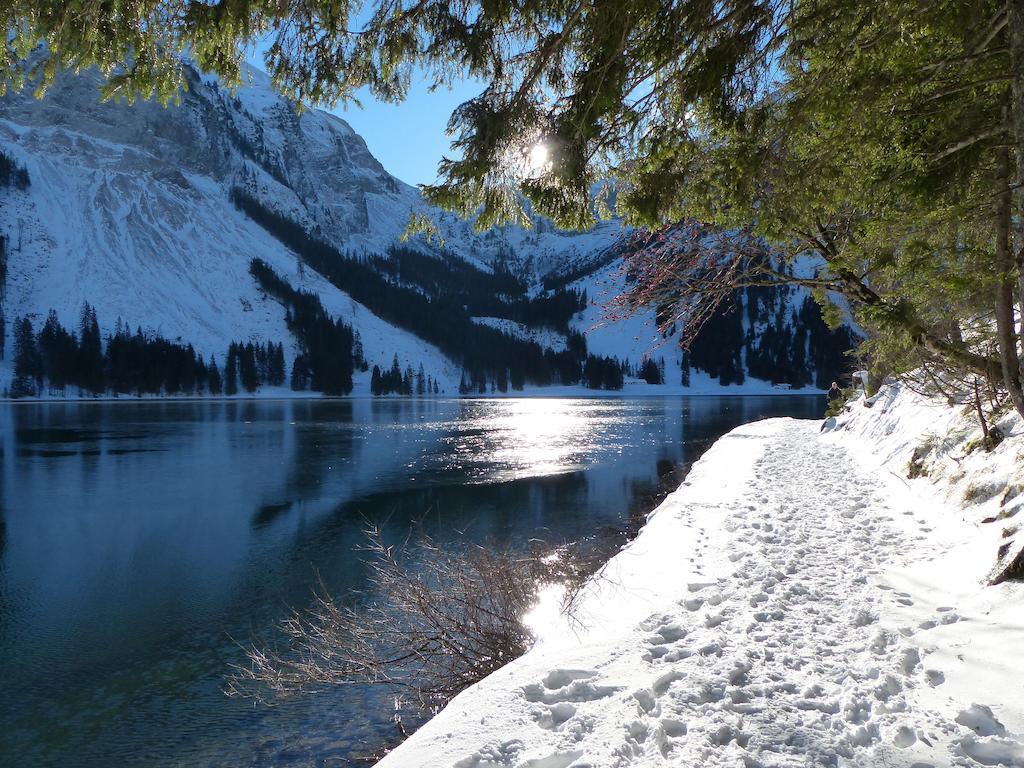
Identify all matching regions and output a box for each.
[832,268,998,377]
[1009,0,1024,354]
[994,146,1024,419]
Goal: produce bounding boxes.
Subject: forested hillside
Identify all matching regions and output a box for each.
[0,63,855,399]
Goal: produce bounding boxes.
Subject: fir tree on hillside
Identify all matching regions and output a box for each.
[78,303,104,395]
[12,316,41,397]
[224,351,238,396]
[207,357,223,395]
[639,358,662,385]
[38,310,77,394]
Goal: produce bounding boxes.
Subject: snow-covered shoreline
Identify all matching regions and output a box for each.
[0,379,824,403]
[376,383,1024,768]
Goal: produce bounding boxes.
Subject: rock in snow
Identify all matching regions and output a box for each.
[377,384,1024,767]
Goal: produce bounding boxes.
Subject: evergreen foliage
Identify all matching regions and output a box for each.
[224,352,239,395]
[12,315,41,395]
[77,303,104,395]
[207,358,223,395]
[583,355,625,390]
[249,258,355,395]
[235,191,589,391]
[6,0,1024,412]
[0,150,29,190]
[639,357,663,385]
[11,308,213,398]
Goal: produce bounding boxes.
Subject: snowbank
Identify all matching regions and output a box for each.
[826,383,1024,582]
[376,384,1024,768]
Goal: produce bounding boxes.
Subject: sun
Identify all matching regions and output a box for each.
[526,142,550,176]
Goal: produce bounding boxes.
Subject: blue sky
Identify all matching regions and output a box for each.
[329,73,482,187]
[248,28,483,188]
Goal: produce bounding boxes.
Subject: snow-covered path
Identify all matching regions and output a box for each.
[378,417,1024,768]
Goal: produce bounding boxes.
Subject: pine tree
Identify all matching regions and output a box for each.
[416,363,426,395]
[639,357,662,385]
[12,316,41,396]
[255,342,269,383]
[269,342,286,385]
[207,357,223,395]
[38,309,77,393]
[239,342,259,392]
[353,331,366,371]
[224,345,239,395]
[370,364,382,396]
[290,356,309,391]
[77,303,104,395]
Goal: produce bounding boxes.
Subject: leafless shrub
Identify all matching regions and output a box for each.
[603,221,850,350]
[225,525,595,720]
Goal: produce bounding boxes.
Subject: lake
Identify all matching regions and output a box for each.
[0,395,822,767]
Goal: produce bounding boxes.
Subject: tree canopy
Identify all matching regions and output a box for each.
[3,0,1024,415]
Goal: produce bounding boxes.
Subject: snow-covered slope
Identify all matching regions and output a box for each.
[0,61,850,397]
[0,62,469,391]
[377,386,1024,768]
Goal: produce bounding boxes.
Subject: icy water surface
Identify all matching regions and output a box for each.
[0,396,821,767]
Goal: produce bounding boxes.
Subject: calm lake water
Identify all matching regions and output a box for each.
[0,395,822,767]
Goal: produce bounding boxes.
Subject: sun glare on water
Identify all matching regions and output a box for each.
[491,399,590,479]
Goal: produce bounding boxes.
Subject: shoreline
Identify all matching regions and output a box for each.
[0,388,825,406]
[374,384,1024,767]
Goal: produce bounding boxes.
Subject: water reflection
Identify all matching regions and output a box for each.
[0,395,822,767]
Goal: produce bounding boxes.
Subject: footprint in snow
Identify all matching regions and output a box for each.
[650,623,687,644]
[543,669,596,689]
[534,701,576,730]
[955,703,1006,737]
[681,597,704,612]
[523,670,620,705]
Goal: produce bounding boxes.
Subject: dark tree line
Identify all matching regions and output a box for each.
[249,258,357,395]
[742,290,858,389]
[583,355,626,390]
[637,357,665,385]
[670,283,856,389]
[370,357,441,396]
[11,305,216,397]
[367,247,586,332]
[232,189,592,391]
[0,150,29,190]
[6,302,303,399]
[222,340,286,394]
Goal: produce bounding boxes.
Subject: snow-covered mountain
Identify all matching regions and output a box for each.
[0,61,852,398]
